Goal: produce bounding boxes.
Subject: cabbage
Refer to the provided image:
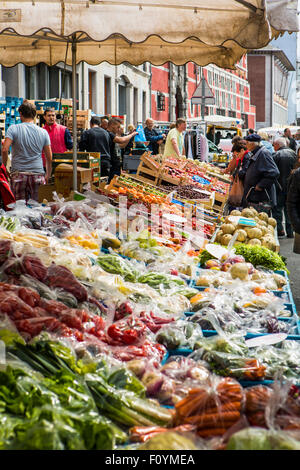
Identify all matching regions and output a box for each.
[138,431,198,450]
[227,428,300,450]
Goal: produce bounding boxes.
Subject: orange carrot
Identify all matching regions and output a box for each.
[197,427,228,438]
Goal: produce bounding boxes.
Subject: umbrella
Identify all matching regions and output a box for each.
[0,0,298,190]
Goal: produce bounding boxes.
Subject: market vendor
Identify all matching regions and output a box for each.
[79,116,111,177]
[163,118,186,159]
[144,118,165,154]
[1,100,52,202]
[42,108,73,170]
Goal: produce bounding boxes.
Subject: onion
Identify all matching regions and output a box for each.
[142,371,164,396]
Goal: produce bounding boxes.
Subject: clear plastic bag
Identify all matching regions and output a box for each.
[174,375,244,439]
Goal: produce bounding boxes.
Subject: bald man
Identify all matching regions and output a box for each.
[144,118,165,155]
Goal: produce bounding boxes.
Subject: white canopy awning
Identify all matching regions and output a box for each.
[0,0,298,68]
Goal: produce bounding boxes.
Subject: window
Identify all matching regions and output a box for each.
[157,92,165,111]
[104,76,111,115]
[142,91,147,123]
[133,87,138,126]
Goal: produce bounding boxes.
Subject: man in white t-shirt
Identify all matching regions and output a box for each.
[163,118,187,158]
[2,100,52,202]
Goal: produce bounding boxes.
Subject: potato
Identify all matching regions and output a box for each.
[221,223,236,235]
[261,236,277,251]
[215,230,223,243]
[230,210,242,216]
[241,208,255,218]
[258,212,269,222]
[268,217,277,227]
[221,234,233,246]
[235,229,247,242]
[246,227,263,239]
[250,207,258,216]
[248,238,262,246]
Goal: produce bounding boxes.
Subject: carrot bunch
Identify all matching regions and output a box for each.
[174,377,244,438]
[245,385,273,427]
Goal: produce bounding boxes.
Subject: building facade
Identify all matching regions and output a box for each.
[150,57,256,130]
[0,62,151,129]
[247,45,295,129]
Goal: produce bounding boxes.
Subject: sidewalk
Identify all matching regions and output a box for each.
[279,238,300,313]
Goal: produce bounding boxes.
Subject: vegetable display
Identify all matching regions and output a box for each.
[0,159,298,451]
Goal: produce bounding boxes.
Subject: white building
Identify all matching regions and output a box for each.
[0,62,151,128]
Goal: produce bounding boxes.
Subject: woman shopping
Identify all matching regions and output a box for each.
[225,140,250,211]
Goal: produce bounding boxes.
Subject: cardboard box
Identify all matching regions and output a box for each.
[38,183,56,203]
[54,164,92,196]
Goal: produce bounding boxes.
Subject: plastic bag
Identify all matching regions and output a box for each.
[174,375,244,439]
[134,124,146,143]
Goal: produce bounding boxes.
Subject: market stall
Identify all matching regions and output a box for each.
[0,0,299,453]
[0,150,298,450]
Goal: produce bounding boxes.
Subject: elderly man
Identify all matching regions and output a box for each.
[144,118,165,155]
[241,133,279,212]
[272,137,297,238]
[163,118,187,158]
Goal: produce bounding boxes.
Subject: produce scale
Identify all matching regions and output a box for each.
[0,152,299,452]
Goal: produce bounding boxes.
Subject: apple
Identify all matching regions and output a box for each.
[205,259,221,269]
[171,269,179,276]
[221,262,232,272]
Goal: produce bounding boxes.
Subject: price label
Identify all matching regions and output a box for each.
[228,216,256,227]
[245,333,287,348]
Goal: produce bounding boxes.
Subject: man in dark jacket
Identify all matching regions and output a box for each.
[272,137,297,238]
[284,128,297,152]
[287,168,300,254]
[241,133,280,212]
[79,116,112,176]
[144,118,165,154]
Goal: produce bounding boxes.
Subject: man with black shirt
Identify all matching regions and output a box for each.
[107,117,137,182]
[284,127,297,152]
[79,116,111,176]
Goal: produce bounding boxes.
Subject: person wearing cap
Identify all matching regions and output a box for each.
[241,133,279,210]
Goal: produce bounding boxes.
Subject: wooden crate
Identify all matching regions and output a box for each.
[140,152,161,171]
[0,113,5,135]
[136,160,160,185]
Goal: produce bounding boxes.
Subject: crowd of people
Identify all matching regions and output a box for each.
[223,127,300,254]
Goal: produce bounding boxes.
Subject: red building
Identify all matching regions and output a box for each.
[151,57,256,130]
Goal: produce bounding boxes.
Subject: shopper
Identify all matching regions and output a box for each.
[257,130,274,155]
[287,167,300,253]
[42,108,73,169]
[107,117,138,182]
[1,100,52,202]
[284,127,297,152]
[225,140,250,210]
[272,137,297,238]
[100,116,109,131]
[163,118,186,158]
[241,133,279,212]
[79,116,111,177]
[144,118,165,155]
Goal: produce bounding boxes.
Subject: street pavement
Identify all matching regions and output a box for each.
[279,238,300,313]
